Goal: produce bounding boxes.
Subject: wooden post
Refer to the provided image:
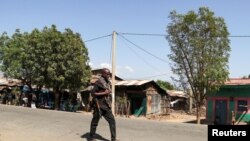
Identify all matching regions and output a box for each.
[111,31,117,114]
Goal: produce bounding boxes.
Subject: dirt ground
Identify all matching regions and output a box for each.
[154,112,205,123]
[82,109,207,124]
[117,112,206,124]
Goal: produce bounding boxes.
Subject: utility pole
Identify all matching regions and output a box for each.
[111,31,117,114]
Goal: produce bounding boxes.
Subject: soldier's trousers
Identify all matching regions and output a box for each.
[90,107,116,140]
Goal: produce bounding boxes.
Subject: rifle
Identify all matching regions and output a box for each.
[93,97,102,118]
[89,77,111,118]
[89,85,102,118]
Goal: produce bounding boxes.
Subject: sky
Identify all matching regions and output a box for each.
[1,0,250,84]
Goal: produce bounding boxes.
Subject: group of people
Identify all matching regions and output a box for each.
[0,87,15,105]
[60,91,82,112]
[0,86,36,107]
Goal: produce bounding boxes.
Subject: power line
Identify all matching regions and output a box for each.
[84,33,250,44]
[126,73,171,80]
[118,35,161,72]
[84,34,112,42]
[117,33,169,64]
[228,35,250,37]
[120,33,166,37]
[141,73,170,79]
[84,33,250,43]
[120,32,250,38]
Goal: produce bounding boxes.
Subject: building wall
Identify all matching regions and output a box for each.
[115,84,167,116]
[206,100,213,122]
[147,94,161,115]
[207,85,250,124]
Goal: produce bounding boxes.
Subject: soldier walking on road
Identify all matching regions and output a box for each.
[89,68,119,141]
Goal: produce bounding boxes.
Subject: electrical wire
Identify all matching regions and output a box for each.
[120,32,250,38]
[117,35,161,72]
[126,73,171,80]
[84,34,112,42]
[84,33,250,43]
[120,33,166,37]
[85,32,250,81]
[117,33,169,64]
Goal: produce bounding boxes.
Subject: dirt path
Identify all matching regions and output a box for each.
[117,112,206,124]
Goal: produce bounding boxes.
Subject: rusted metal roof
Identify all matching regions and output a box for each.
[225,78,250,85]
[115,80,152,86]
[91,78,152,86]
[81,80,152,92]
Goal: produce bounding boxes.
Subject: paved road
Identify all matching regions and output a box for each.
[0,104,207,141]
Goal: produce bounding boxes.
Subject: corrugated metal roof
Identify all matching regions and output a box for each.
[225,78,250,85]
[115,80,152,86]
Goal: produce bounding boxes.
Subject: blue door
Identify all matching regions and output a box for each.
[215,100,227,124]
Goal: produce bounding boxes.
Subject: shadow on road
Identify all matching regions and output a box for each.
[81,132,109,141]
[184,119,209,125]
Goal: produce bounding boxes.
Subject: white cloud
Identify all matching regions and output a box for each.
[100,63,111,69]
[124,66,134,72]
[92,63,135,77]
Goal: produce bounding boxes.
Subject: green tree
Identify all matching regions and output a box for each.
[0,30,28,79]
[156,80,174,90]
[167,7,230,124]
[0,25,91,109]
